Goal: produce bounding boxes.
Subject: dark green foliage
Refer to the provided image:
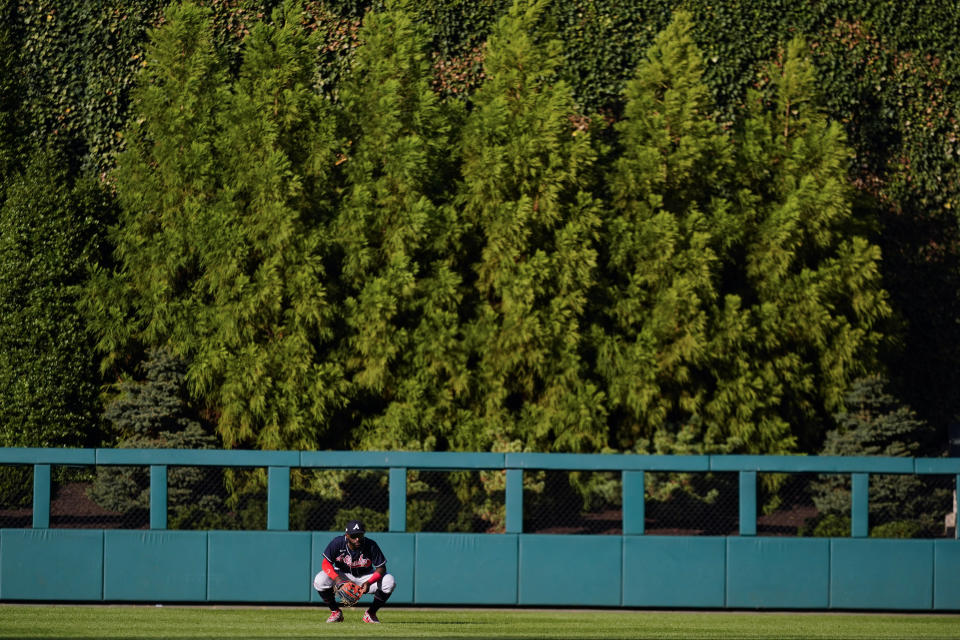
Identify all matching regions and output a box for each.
[810,375,947,537]
[12,0,165,175]
[595,11,727,454]
[821,375,937,458]
[88,347,221,521]
[544,0,672,115]
[704,36,890,454]
[289,468,389,531]
[302,2,364,101]
[0,0,23,182]
[0,466,31,510]
[94,1,348,450]
[79,0,890,472]
[3,0,954,474]
[332,506,388,533]
[0,149,108,447]
[869,519,928,539]
[101,348,215,447]
[457,0,605,455]
[799,513,850,538]
[332,0,467,453]
[593,18,889,457]
[405,470,495,533]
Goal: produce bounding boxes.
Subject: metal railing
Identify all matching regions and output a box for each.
[1,448,958,538]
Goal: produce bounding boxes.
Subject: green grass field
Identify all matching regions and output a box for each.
[1,605,959,639]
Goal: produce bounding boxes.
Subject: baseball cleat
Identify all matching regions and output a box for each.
[362,611,380,624]
[326,610,344,623]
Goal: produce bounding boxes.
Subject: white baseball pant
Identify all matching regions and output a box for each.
[313,570,396,595]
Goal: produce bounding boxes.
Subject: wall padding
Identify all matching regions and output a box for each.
[103,530,207,601]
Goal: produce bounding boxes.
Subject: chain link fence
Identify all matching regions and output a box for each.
[644,471,740,535]
[405,469,505,533]
[0,465,32,528]
[757,473,823,536]
[523,470,623,534]
[54,466,147,528]
[868,473,954,538]
[0,463,956,538]
[166,466,267,530]
[290,468,389,532]
[755,472,957,538]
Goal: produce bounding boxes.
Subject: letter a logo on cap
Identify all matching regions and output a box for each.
[345,519,366,534]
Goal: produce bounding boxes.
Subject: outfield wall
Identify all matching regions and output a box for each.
[3,529,960,609]
[2,448,959,610]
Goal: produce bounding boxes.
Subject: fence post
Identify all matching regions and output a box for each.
[851,472,869,537]
[150,465,167,530]
[739,470,757,536]
[32,464,50,529]
[389,467,407,532]
[622,471,645,535]
[267,466,290,530]
[505,469,523,533]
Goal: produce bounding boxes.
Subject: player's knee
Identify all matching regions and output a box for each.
[313,572,335,592]
[381,574,396,594]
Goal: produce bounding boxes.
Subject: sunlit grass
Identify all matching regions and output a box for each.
[1,605,958,639]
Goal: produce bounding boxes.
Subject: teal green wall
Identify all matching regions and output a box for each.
[935,541,960,609]
[3,529,959,609]
[2,530,103,600]
[104,530,206,601]
[726,538,830,608]
[414,533,518,604]
[207,531,312,602]
[830,539,934,609]
[622,536,726,607]
[518,535,621,606]
[2,448,959,609]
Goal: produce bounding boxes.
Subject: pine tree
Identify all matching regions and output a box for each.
[94,1,346,450]
[194,0,344,450]
[458,0,604,454]
[89,348,219,519]
[595,11,729,454]
[88,1,229,370]
[331,0,467,452]
[809,375,945,537]
[703,37,891,454]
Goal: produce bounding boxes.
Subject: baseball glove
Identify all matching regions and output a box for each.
[334,579,363,607]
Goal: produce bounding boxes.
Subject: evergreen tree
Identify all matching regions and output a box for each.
[595,11,729,454]
[89,348,220,520]
[0,149,107,448]
[809,375,945,537]
[92,1,346,450]
[332,0,466,452]
[458,0,604,454]
[87,1,229,373]
[704,37,891,454]
[101,348,215,449]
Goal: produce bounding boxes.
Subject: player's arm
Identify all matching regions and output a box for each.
[322,557,342,582]
[358,564,386,594]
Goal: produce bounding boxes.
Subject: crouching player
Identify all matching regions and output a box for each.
[313,519,396,623]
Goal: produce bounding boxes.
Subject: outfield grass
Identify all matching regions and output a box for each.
[1,605,958,639]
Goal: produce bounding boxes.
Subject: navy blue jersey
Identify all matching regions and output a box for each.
[323,535,386,577]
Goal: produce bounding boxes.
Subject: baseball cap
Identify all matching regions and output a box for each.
[345,519,366,535]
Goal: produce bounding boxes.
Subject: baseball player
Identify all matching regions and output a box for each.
[313,519,396,623]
